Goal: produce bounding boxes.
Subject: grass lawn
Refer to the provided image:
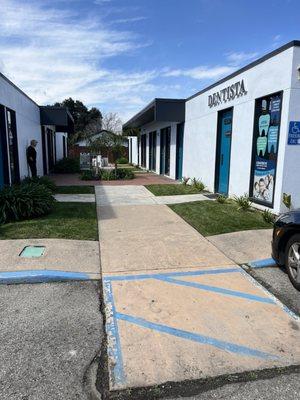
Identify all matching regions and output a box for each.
[0,202,98,241]
[146,184,203,196]
[55,185,95,194]
[169,200,272,236]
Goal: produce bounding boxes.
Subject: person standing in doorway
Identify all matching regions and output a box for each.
[26,139,38,177]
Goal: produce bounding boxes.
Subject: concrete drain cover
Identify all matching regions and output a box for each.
[20,246,45,258]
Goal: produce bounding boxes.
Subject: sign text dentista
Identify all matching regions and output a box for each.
[208,80,247,108]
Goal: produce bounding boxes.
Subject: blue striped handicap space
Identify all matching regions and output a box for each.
[116,312,279,361]
[155,276,276,304]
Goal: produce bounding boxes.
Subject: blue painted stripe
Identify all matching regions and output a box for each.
[155,276,275,305]
[103,280,126,385]
[248,258,277,269]
[240,270,300,322]
[0,270,91,284]
[116,312,278,360]
[104,267,240,282]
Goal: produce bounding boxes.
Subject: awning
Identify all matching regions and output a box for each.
[39,106,74,134]
[123,98,185,129]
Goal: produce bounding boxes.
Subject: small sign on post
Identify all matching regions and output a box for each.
[288,121,300,145]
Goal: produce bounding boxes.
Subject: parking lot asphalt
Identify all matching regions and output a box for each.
[170,371,300,400]
[0,281,103,400]
[245,265,300,315]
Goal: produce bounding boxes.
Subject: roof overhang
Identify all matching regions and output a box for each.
[40,106,74,134]
[123,98,186,130]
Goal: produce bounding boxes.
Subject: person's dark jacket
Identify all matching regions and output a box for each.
[27,145,37,164]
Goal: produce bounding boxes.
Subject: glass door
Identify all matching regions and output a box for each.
[6,109,19,184]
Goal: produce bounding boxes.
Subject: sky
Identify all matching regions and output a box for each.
[0,0,299,122]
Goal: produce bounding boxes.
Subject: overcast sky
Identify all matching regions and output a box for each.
[0,0,298,121]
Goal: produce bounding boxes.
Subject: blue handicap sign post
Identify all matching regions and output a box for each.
[288,121,300,145]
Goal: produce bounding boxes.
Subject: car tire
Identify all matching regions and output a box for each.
[285,234,300,291]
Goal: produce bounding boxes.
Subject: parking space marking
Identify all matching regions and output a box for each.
[155,276,275,304]
[103,280,126,385]
[248,258,277,269]
[116,312,279,361]
[104,266,240,282]
[241,269,300,321]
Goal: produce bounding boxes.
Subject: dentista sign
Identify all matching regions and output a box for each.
[208,80,247,108]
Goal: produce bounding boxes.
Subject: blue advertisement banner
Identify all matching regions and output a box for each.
[250,93,282,206]
[288,121,300,145]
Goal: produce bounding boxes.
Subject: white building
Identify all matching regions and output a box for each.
[128,136,138,165]
[0,73,73,188]
[123,40,300,214]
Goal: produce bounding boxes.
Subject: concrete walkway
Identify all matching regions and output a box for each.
[96,185,300,392]
[54,194,95,202]
[0,239,100,282]
[95,185,209,206]
[207,229,273,265]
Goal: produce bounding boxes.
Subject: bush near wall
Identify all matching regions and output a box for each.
[22,176,57,192]
[80,168,134,181]
[53,157,80,173]
[116,157,129,164]
[0,182,55,224]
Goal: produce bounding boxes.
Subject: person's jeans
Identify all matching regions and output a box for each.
[28,162,37,178]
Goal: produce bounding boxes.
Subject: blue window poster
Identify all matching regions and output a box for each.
[288,121,300,145]
[250,93,282,206]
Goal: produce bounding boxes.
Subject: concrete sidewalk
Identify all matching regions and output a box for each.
[207,229,273,264]
[96,185,300,393]
[95,185,210,206]
[0,239,101,282]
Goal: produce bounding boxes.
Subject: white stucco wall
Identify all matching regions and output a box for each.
[0,75,43,179]
[184,46,295,214]
[140,121,177,179]
[280,46,300,212]
[55,132,68,161]
[128,136,138,165]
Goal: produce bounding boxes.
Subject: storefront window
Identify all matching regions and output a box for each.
[6,109,18,184]
[250,92,282,206]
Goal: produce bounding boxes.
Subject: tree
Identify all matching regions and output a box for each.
[53,98,102,140]
[101,112,123,135]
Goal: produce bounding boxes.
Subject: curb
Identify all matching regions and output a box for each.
[0,269,95,284]
[248,258,277,269]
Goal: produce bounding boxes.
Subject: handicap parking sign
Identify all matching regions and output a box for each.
[288,121,300,145]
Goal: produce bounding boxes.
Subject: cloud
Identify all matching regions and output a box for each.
[0,0,157,119]
[111,16,147,24]
[226,51,258,66]
[94,0,112,4]
[163,65,235,80]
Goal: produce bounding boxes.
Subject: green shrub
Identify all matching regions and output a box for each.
[262,209,275,224]
[117,157,129,164]
[53,157,80,173]
[182,177,190,186]
[0,183,55,224]
[234,194,252,211]
[22,176,57,192]
[80,170,96,181]
[115,168,134,180]
[80,168,134,181]
[283,193,292,210]
[191,178,205,191]
[217,194,227,204]
[99,170,113,181]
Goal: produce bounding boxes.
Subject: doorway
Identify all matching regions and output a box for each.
[149,131,157,171]
[215,108,233,195]
[176,123,184,180]
[141,134,147,167]
[160,127,171,175]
